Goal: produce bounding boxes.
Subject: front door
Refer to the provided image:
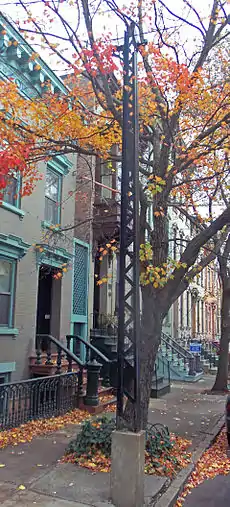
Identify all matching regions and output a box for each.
[36,265,53,349]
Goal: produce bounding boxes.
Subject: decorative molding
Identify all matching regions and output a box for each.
[1,201,25,218]
[41,220,63,233]
[0,361,16,373]
[0,233,30,259]
[47,156,72,176]
[0,12,68,98]
[35,243,72,268]
[0,328,19,336]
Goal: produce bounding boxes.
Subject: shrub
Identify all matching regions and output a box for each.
[146,423,173,458]
[67,416,173,460]
[67,415,116,457]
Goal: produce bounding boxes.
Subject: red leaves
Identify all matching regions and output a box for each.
[0,409,91,450]
[64,432,191,479]
[81,39,118,76]
[175,428,230,506]
[0,144,37,201]
[0,405,116,451]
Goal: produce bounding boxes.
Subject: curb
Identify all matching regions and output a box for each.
[153,415,225,507]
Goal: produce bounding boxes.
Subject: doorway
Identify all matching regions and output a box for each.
[36,265,61,350]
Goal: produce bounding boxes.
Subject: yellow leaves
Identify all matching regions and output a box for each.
[64,431,191,480]
[0,409,93,451]
[154,210,164,217]
[140,242,153,262]
[175,429,230,507]
[96,275,112,286]
[147,175,166,197]
[18,485,26,490]
[140,254,188,288]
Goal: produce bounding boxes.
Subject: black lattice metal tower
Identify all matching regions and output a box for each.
[116,24,141,432]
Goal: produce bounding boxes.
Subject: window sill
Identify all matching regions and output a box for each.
[0,327,19,336]
[41,220,63,233]
[1,202,25,218]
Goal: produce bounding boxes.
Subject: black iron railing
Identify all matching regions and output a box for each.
[154,354,170,394]
[66,335,112,387]
[161,333,197,375]
[0,371,79,430]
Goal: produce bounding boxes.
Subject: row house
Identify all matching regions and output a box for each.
[166,207,221,343]
[0,13,93,382]
[92,187,221,344]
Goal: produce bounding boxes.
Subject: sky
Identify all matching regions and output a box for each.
[0,0,223,74]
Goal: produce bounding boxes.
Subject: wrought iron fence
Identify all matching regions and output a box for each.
[0,371,80,430]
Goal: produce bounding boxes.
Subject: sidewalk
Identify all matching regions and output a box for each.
[183,473,230,506]
[148,375,225,449]
[0,375,226,507]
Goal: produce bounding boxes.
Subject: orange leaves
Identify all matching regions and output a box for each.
[63,432,191,479]
[175,428,230,506]
[0,409,91,450]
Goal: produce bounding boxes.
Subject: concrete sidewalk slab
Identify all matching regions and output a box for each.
[148,377,225,448]
[0,377,226,507]
[0,488,94,507]
[183,473,230,506]
[31,463,167,506]
[0,425,80,486]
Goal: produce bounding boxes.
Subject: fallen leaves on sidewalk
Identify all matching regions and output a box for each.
[62,434,192,479]
[175,428,230,506]
[0,404,117,451]
[0,409,91,449]
[98,394,116,404]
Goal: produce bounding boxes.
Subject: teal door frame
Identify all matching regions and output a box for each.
[70,238,90,361]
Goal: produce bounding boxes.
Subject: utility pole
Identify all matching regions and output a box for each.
[116,21,141,433]
[111,24,145,507]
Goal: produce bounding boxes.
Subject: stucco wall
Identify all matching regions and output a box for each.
[0,156,76,380]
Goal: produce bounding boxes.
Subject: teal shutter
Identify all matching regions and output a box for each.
[71,239,89,357]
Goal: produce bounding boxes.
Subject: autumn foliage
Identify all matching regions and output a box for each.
[0,0,230,426]
[175,428,230,506]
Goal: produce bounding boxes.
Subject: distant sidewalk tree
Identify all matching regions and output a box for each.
[212,235,230,392]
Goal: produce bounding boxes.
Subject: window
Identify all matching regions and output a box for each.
[180,294,184,329]
[101,162,112,199]
[173,228,177,260]
[45,167,62,225]
[0,258,16,327]
[201,301,204,334]
[3,173,21,209]
[186,291,190,327]
[200,269,203,287]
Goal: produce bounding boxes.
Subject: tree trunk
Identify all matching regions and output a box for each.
[212,280,230,392]
[124,285,164,429]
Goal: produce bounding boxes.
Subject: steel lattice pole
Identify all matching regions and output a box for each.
[116,24,141,432]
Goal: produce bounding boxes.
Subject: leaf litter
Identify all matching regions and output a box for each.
[62,433,192,479]
[175,428,230,506]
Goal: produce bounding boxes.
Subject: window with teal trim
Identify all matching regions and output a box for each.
[73,243,88,316]
[0,258,16,327]
[3,173,21,209]
[45,166,62,225]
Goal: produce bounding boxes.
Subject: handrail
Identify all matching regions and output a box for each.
[162,332,193,358]
[36,334,84,367]
[161,335,189,360]
[0,371,77,388]
[67,334,111,364]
